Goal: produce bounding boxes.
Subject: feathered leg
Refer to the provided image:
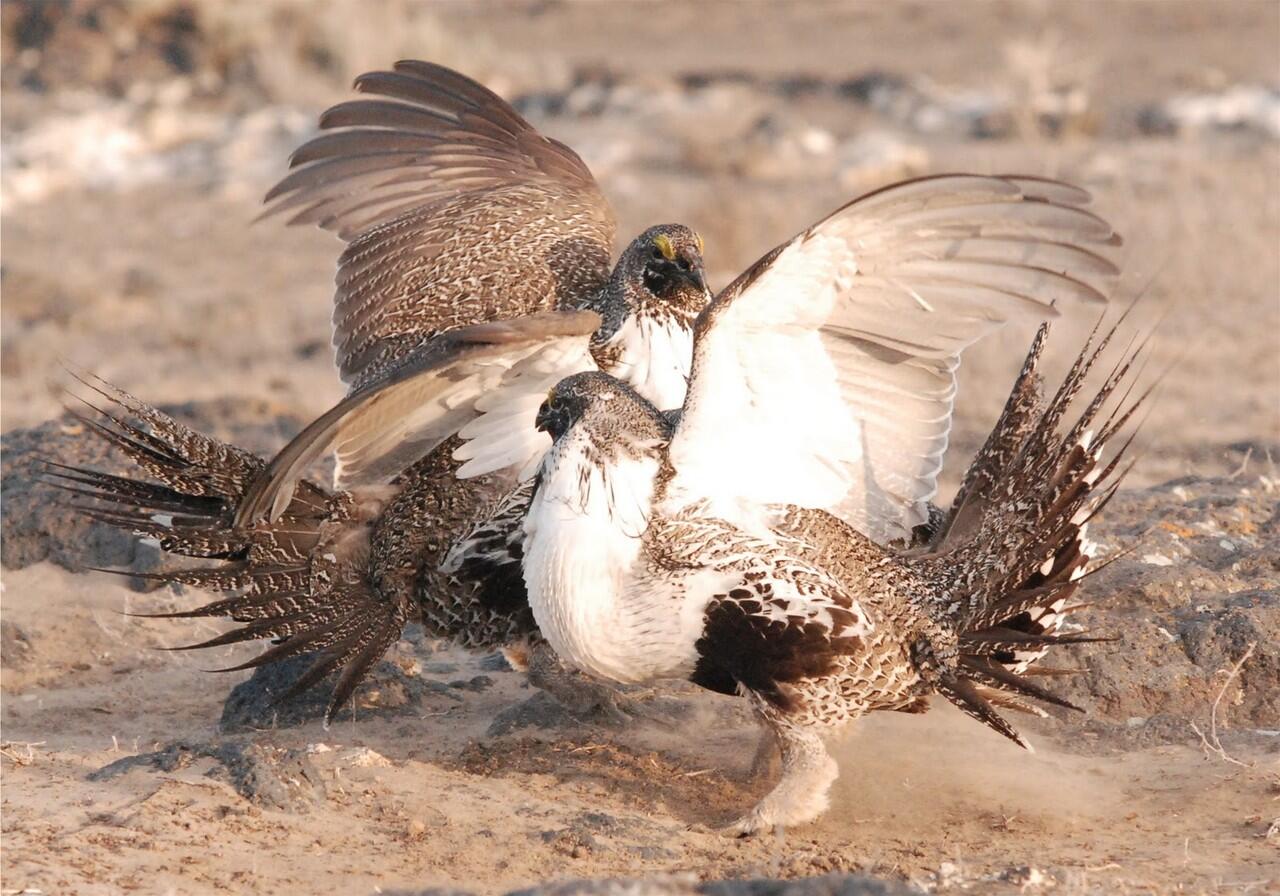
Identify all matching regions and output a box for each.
[745,725,782,784]
[724,715,838,837]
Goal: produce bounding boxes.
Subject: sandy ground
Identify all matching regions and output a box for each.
[3,2,1279,894]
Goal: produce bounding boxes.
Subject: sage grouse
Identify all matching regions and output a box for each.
[53,60,710,721]
[228,175,1142,834]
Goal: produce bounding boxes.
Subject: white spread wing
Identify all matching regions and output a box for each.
[668,175,1119,543]
[452,337,597,481]
[235,311,600,525]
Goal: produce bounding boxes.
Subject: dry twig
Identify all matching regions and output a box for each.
[0,741,45,766]
[1190,642,1255,768]
[1227,446,1254,480]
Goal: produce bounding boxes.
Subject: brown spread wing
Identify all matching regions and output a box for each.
[263,61,617,386]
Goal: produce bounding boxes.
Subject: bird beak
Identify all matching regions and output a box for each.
[683,258,711,300]
[534,401,552,434]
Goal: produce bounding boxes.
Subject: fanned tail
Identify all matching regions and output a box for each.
[923,313,1154,744]
[47,375,409,722]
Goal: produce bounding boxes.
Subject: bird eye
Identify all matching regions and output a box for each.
[651,247,664,260]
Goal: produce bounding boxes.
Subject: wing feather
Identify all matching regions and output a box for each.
[263,60,616,386]
[234,311,601,526]
[669,174,1119,543]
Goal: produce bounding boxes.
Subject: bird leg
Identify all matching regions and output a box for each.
[745,724,781,784]
[524,640,646,726]
[722,721,837,837]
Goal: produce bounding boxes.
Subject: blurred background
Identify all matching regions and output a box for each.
[3,0,1278,487]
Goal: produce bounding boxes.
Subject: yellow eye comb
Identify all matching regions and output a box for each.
[653,234,676,261]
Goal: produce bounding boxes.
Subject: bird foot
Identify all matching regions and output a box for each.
[525,643,651,727]
[721,723,838,836]
[561,679,655,727]
[717,812,782,838]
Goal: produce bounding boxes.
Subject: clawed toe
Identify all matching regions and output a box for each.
[716,814,784,838]
[719,816,761,838]
[563,683,655,726]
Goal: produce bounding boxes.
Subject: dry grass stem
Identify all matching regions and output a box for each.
[0,741,46,766]
[1190,642,1256,768]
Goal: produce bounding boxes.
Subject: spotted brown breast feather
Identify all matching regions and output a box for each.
[261,59,617,388]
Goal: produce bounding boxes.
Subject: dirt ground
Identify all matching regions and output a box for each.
[2,2,1279,894]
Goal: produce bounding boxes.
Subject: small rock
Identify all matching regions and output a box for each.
[89,740,326,813]
[1,620,35,668]
[342,747,391,768]
[449,675,494,693]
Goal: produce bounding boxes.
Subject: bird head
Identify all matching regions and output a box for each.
[535,371,671,446]
[582,224,711,412]
[622,224,711,315]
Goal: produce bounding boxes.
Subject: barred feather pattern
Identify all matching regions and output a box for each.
[908,314,1151,735]
[47,381,419,719]
[736,316,1148,748]
[367,438,535,649]
[52,381,550,718]
[260,59,617,389]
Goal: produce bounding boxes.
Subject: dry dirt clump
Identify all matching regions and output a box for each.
[1051,475,1280,743]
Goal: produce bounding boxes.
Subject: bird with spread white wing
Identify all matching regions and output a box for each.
[224,174,1147,832]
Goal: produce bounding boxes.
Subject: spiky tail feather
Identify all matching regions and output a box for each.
[923,313,1153,744]
[46,375,409,722]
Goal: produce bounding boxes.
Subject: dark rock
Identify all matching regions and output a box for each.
[700,877,915,896]
[449,675,494,693]
[219,648,456,733]
[213,741,327,813]
[88,740,326,813]
[2,414,148,572]
[494,875,915,896]
[218,654,332,732]
[486,691,580,737]
[1050,477,1280,740]
[479,652,514,672]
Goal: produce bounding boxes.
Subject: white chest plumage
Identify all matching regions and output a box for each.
[522,434,704,684]
[602,313,695,413]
